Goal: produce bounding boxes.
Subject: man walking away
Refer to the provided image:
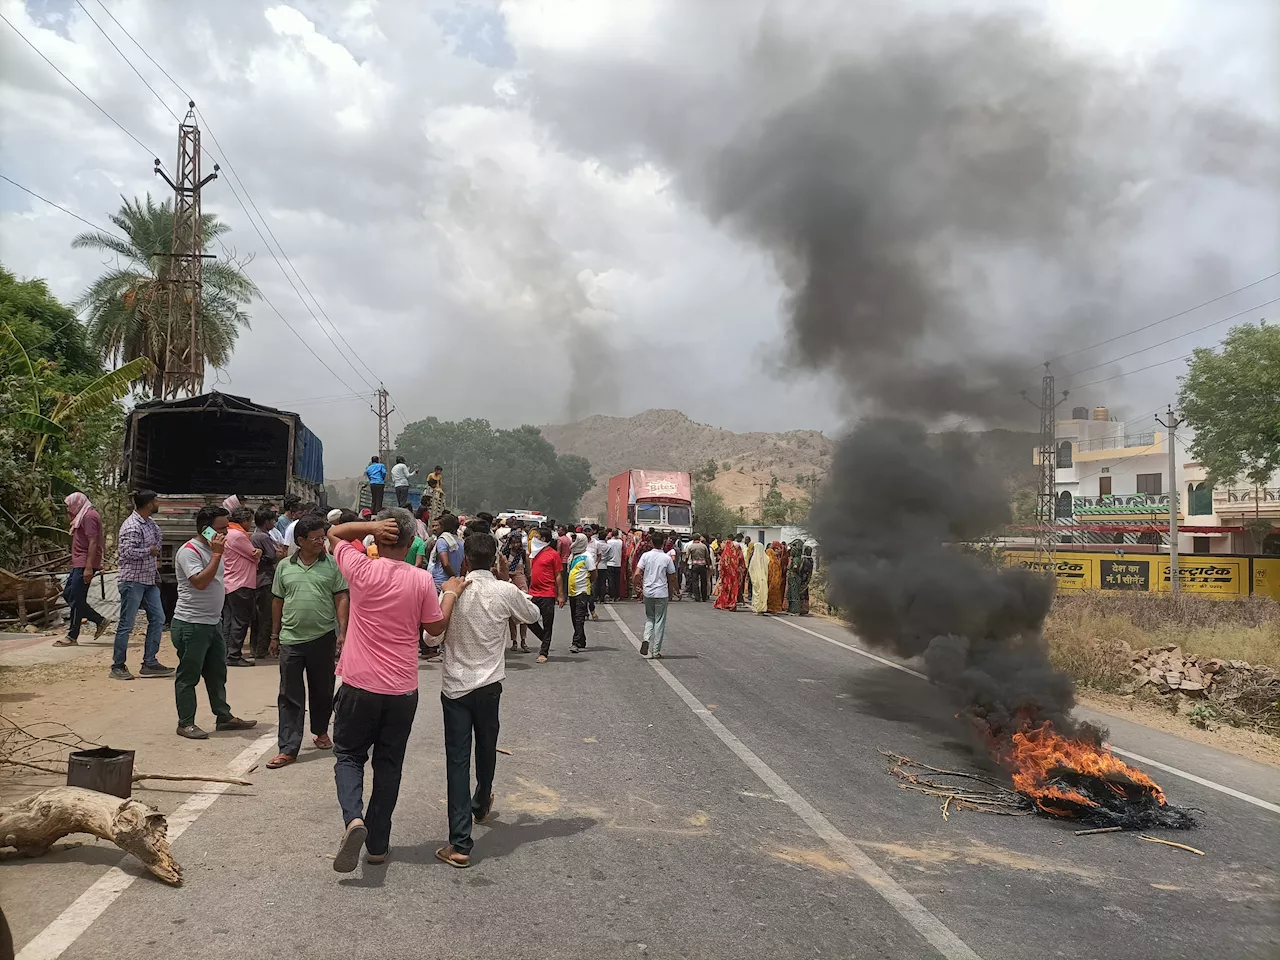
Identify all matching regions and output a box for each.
[365,456,388,512]
[391,456,417,508]
[109,490,174,679]
[436,531,543,868]
[527,526,564,663]
[638,540,677,659]
[565,534,596,651]
[327,510,466,871]
[685,535,710,602]
[266,516,349,770]
[222,506,261,666]
[605,529,623,601]
[55,492,111,647]
[251,506,284,659]
[171,505,258,739]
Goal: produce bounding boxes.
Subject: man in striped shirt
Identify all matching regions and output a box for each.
[111,490,174,680]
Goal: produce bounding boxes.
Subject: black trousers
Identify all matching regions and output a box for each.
[533,596,557,656]
[221,586,256,661]
[333,683,418,857]
[441,681,502,856]
[277,631,336,756]
[394,485,409,507]
[250,584,273,658]
[369,483,385,512]
[569,594,589,647]
[690,564,709,602]
[605,567,620,601]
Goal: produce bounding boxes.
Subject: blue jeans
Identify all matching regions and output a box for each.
[63,567,104,640]
[113,581,164,668]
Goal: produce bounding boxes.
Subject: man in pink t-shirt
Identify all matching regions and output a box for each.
[326,509,469,872]
[222,506,263,666]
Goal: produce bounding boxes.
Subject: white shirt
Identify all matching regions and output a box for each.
[440,570,541,699]
[606,537,623,566]
[638,549,676,598]
[391,463,414,486]
[282,519,300,557]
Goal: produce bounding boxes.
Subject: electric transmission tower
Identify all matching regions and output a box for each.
[1022,363,1070,567]
[375,385,393,465]
[154,101,218,398]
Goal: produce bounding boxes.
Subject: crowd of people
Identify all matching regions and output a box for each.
[51,475,815,871]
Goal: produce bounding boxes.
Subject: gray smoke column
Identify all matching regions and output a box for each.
[810,420,1098,742]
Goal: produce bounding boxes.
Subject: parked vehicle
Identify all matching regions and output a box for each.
[606,470,693,536]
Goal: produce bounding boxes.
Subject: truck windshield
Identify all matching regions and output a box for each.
[635,504,662,524]
[666,506,691,527]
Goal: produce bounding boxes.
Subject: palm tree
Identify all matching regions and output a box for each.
[72,194,257,395]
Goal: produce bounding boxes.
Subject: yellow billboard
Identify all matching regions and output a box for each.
[1154,557,1246,596]
[1003,551,1095,590]
[1253,558,1280,600]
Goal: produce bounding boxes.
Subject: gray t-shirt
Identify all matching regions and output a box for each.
[174,538,225,624]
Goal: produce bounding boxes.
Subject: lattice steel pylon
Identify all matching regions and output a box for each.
[375,385,393,466]
[154,102,218,398]
[1022,363,1069,566]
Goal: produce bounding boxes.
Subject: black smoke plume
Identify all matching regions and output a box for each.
[810,420,1093,742]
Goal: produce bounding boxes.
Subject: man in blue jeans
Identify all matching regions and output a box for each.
[111,490,174,680]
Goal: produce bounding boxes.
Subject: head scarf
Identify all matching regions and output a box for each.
[223,495,241,513]
[570,533,588,555]
[327,508,343,524]
[65,492,94,532]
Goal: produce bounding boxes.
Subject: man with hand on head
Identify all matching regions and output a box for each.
[326,508,468,873]
[434,529,544,868]
[171,505,258,740]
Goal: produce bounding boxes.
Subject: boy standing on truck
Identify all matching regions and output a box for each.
[391,456,418,508]
[365,456,388,512]
[171,505,259,740]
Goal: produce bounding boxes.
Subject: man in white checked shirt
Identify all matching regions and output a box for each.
[435,528,543,869]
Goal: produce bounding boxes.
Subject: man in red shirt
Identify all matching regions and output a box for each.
[528,526,565,664]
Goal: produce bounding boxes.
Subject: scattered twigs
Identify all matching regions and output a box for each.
[1139,835,1205,856]
[496,747,513,756]
[1075,826,1125,836]
[131,773,252,787]
[882,750,1034,819]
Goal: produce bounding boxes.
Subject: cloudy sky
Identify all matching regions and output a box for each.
[1,0,1276,475]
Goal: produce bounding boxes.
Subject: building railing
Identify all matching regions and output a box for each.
[1070,493,1170,514]
[1074,432,1156,453]
[1216,488,1280,504]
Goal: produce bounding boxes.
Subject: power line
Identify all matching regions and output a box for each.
[1048,269,1280,366]
[1070,352,1193,390]
[1063,296,1280,382]
[73,0,181,123]
[0,171,128,239]
[0,10,165,167]
[91,0,191,101]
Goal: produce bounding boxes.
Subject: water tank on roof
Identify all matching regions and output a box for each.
[1071,406,1088,420]
[1092,406,1110,421]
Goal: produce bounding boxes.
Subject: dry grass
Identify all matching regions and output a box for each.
[1047,592,1280,671]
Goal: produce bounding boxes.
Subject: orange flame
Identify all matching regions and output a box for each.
[999,722,1167,815]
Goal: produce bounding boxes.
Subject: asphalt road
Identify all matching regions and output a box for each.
[9,601,1279,960]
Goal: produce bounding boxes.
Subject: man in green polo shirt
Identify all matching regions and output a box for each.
[266,515,349,769]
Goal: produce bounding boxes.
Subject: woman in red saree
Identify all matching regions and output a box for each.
[714,539,744,610]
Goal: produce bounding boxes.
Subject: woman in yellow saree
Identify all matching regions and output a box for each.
[766,542,786,613]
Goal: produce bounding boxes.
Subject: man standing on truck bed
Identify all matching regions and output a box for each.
[171,504,259,740]
[365,456,388,512]
[391,456,418,508]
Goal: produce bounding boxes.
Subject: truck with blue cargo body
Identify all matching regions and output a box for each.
[123,391,325,611]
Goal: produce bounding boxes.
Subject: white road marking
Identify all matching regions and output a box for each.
[773,616,1280,816]
[605,606,982,960]
[16,731,276,960]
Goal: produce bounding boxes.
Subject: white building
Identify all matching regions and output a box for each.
[1045,406,1279,555]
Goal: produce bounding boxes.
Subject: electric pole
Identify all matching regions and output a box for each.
[154,102,218,398]
[755,481,767,523]
[1157,406,1183,594]
[374,385,393,466]
[1022,363,1070,568]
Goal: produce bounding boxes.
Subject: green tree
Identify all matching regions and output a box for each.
[692,458,718,483]
[72,194,257,394]
[395,417,593,520]
[1179,323,1280,550]
[0,266,149,565]
[692,482,737,539]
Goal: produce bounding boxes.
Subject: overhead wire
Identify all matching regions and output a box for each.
[0,10,167,170]
[0,171,129,239]
[1047,269,1280,366]
[72,0,181,124]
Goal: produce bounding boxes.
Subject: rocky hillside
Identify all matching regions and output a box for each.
[540,409,833,517]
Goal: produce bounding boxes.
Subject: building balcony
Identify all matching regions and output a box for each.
[1071,432,1164,464]
[1214,488,1280,518]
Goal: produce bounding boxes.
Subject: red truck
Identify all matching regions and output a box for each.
[607,470,693,536]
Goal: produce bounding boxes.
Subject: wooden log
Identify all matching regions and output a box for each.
[0,786,181,884]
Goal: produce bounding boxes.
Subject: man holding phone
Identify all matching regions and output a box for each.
[171,504,259,740]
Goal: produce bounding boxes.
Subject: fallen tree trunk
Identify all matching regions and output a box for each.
[0,786,181,884]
